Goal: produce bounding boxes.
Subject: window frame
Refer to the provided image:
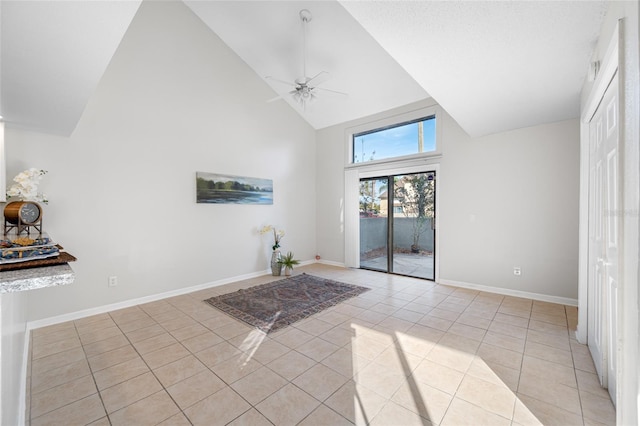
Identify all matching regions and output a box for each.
[345,105,442,168]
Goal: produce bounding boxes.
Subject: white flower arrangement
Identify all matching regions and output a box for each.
[6,168,48,204]
[259,224,285,250]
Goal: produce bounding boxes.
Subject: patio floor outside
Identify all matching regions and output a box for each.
[360,252,434,280]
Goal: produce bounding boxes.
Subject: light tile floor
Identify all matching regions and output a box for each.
[27,264,616,425]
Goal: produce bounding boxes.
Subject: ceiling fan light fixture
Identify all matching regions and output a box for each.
[292,87,315,109]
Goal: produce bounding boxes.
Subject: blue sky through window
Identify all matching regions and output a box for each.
[353,117,436,163]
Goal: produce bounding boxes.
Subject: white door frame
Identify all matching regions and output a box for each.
[586,71,620,403]
[578,21,621,404]
[577,22,620,343]
[344,161,441,283]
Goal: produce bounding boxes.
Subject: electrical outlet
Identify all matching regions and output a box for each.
[108,276,118,287]
[513,267,522,276]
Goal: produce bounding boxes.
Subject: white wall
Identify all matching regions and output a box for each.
[317,99,580,301]
[5,0,317,322]
[0,292,29,426]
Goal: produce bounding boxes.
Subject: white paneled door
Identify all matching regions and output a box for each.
[587,71,619,405]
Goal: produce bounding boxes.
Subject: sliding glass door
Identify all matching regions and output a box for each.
[359,171,436,280]
[359,178,388,272]
[392,172,435,279]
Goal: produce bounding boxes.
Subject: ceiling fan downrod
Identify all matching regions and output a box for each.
[299,9,312,85]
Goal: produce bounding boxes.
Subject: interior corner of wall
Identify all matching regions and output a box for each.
[0,120,5,202]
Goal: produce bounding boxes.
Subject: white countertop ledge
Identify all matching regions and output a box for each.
[0,264,75,294]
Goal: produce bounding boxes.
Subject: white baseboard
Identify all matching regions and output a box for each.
[317,259,346,268]
[26,260,327,331]
[25,263,577,330]
[26,268,273,331]
[437,278,578,306]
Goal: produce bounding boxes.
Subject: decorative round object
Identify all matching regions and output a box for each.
[4,201,42,225]
[4,201,43,235]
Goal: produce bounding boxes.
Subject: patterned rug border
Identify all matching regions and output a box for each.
[204,273,370,334]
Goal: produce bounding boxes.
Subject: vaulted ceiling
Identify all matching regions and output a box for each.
[0,1,608,138]
[1,1,142,136]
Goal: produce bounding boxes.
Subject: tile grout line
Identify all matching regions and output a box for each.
[109,307,204,425]
[149,300,239,425]
[29,320,108,425]
[565,304,588,426]
[77,317,113,426]
[445,290,508,425]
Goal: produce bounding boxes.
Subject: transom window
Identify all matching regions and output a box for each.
[352,115,436,164]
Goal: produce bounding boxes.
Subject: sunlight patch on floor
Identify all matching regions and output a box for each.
[346,322,544,425]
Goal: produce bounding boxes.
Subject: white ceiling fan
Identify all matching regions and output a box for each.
[266,9,347,110]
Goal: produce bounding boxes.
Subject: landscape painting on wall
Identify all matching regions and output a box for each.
[196,172,273,205]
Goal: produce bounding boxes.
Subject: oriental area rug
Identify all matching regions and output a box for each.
[204,273,370,334]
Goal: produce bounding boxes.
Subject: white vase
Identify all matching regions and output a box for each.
[284,266,292,276]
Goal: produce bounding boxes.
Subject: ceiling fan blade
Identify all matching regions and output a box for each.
[265,76,296,87]
[315,86,348,97]
[306,71,331,87]
[267,94,284,103]
[267,87,302,103]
